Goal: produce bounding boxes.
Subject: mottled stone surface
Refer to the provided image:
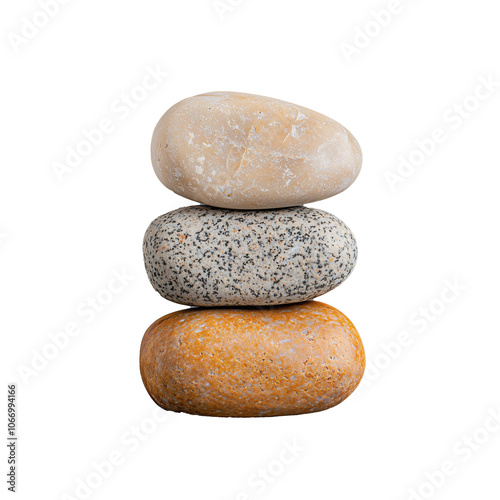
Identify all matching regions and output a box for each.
[151,91,362,209]
[140,301,365,417]
[143,205,357,307]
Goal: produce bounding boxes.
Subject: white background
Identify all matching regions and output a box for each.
[2,0,500,499]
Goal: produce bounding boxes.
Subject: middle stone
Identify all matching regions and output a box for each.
[143,205,357,307]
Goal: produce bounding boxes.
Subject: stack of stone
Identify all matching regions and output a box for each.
[140,92,365,418]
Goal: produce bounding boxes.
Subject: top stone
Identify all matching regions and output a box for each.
[151,92,362,209]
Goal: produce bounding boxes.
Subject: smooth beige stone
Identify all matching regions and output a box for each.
[151,92,362,209]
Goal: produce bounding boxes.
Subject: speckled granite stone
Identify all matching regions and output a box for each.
[140,301,365,417]
[143,205,357,307]
[151,91,362,209]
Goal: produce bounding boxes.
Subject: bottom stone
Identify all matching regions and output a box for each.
[139,301,365,417]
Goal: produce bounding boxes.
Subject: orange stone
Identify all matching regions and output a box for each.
[140,301,365,417]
